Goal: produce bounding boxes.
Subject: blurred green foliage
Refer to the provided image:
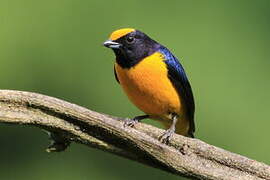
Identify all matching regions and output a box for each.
[0,0,269,179]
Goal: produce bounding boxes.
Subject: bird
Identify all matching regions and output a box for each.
[103,28,195,143]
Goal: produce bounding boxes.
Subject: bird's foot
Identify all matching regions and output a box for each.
[159,129,175,144]
[123,115,149,128]
[123,118,138,127]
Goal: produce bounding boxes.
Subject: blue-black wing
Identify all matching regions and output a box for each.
[114,66,120,83]
[159,47,195,137]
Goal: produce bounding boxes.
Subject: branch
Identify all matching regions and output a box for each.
[0,90,269,180]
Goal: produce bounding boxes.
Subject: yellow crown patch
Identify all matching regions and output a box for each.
[109,28,135,41]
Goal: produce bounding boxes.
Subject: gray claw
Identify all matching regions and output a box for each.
[123,118,138,127]
[159,129,174,144]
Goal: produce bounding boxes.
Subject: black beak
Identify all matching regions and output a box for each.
[103,40,122,49]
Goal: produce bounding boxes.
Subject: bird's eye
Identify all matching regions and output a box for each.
[126,36,135,44]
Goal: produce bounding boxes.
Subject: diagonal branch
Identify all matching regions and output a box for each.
[0,90,269,180]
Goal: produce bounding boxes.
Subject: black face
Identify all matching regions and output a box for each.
[112,30,160,69]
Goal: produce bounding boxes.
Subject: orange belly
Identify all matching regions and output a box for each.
[115,52,184,120]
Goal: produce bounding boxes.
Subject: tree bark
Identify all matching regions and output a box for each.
[0,90,269,180]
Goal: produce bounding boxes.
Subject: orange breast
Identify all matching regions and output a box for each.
[115,52,183,119]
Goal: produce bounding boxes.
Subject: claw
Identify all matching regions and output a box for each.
[159,113,178,144]
[159,129,175,144]
[123,115,149,128]
[123,118,138,127]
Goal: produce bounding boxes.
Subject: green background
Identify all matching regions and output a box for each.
[0,0,269,179]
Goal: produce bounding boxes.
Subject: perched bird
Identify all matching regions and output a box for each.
[103,28,195,142]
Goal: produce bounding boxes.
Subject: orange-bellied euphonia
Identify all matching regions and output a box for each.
[103,28,195,143]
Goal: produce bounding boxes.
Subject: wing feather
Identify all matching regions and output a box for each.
[114,65,120,83]
[160,47,195,137]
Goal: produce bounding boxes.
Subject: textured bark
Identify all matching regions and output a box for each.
[0,90,269,180]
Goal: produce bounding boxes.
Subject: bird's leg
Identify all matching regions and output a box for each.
[159,114,178,144]
[124,115,149,127]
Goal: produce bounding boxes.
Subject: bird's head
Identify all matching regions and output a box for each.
[103,28,160,68]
